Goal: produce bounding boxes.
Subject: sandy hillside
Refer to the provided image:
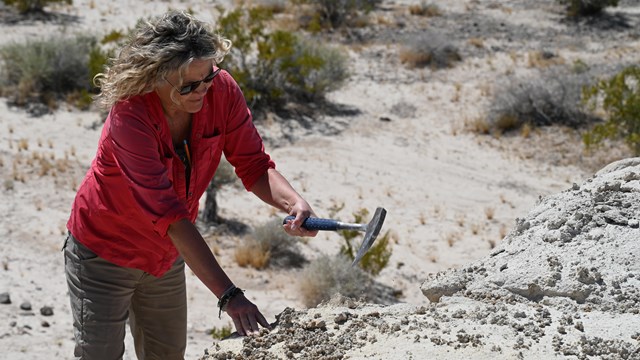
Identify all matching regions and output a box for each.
[0,0,639,359]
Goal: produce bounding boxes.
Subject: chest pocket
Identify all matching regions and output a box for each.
[194,134,223,188]
[163,152,174,183]
[197,134,223,163]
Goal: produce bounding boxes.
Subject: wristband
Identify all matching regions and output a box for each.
[217,285,244,319]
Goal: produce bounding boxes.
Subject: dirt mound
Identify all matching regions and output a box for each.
[202,158,640,359]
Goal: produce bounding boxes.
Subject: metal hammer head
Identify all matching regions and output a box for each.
[351,207,387,266]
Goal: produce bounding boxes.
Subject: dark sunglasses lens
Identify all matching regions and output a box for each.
[178,69,220,95]
[179,83,197,95]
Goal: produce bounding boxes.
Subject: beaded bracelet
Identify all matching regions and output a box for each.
[217,285,244,319]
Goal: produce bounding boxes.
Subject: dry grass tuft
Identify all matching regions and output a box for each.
[399,33,461,70]
[446,231,461,247]
[234,242,271,270]
[408,2,441,17]
[484,207,495,220]
[468,37,484,48]
[527,50,565,68]
[234,218,306,269]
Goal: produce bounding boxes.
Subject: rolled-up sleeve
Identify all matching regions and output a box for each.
[109,106,190,236]
[222,78,275,190]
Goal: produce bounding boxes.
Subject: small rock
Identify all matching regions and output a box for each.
[0,292,10,304]
[40,306,54,316]
[334,313,349,325]
[41,321,50,328]
[20,302,32,311]
[514,311,527,319]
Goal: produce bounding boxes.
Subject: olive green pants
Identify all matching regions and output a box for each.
[64,233,187,360]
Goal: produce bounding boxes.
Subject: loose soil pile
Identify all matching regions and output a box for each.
[203,158,640,360]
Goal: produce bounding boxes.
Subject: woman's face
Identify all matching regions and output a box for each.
[157,59,215,114]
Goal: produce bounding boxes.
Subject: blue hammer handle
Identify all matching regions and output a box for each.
[282,215,339,231]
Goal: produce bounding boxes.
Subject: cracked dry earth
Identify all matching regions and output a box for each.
[203,158,640,360]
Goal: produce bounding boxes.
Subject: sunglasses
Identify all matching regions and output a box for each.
[166,67,221,96]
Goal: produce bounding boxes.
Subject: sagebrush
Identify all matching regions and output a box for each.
[484,69,599,135]
[0,34,104,111]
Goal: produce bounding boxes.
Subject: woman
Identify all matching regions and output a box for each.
[63,10,317,359]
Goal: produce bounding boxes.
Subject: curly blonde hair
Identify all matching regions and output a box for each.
[94,10,231,109]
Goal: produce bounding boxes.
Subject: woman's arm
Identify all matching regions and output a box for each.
[167,218,270,335]
[250,168,318,237]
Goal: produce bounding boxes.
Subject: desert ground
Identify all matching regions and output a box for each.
[0,0,639,359]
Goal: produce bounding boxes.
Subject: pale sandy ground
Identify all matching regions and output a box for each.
[0,0,638,359]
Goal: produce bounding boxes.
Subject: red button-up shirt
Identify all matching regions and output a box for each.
[67,70,275,277]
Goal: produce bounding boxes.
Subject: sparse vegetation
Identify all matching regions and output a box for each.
[527,50,564,68]
[234,239,271,270]
[234,218,306,269]
[583,65,640,155]
[293,0,381,30]
[557,0,619,17]
[3,179,15,191]
[399,33,461,70]
[208,324,233,339]
[2,0,71,14]
[337,208,392,276]
[0,34,104,112]
[408,2,441,17]
[215,4,350,116]
[483,70,599,135]
[298,254,369,307]
[484,207,495,220]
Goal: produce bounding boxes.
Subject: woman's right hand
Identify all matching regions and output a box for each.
[224,293,271,336]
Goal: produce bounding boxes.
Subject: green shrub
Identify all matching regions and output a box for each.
[338,208,392,276]
[557,0,619,17]
[298,254,369,307]
[3,0,71,14]
[215,5,349,115]
[583,66,640,155]
[485,70,598,135]
[208,324,233,339]
[0,34,102,111]
[293,0,380,29]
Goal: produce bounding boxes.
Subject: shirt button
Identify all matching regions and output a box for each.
[188,192,193,197]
